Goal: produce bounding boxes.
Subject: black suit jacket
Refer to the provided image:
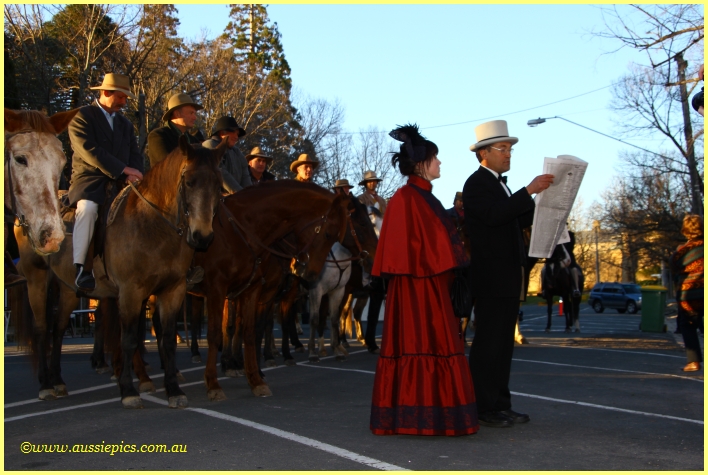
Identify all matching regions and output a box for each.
[68,104,143,205]
[463,166,535,299]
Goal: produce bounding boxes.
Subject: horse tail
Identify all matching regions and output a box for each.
[10,283,40,371]
[341,293,354,338]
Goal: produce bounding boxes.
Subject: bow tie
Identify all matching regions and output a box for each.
[498,175,507,184]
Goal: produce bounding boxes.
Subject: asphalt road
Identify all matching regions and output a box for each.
[4,303,703,470]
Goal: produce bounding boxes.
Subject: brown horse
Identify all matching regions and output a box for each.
[5,108,79,274]
[17,136,226,407]
[188,180,351,400]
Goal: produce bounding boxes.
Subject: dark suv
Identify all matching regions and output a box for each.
[589,283,642,314]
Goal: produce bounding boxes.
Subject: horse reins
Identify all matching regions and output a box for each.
[325,216,369,263]
[127,165,189,236]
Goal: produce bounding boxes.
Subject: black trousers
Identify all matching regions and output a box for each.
[364,292,385,349]
[469,296,520,413]
[681,313,704,364]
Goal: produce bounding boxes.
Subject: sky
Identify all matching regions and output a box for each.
[173,4,702,218]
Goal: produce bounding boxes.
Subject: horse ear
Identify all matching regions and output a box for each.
[214,136,230,161]
[4,108,22,133]
[48,108,80,134]
[178,134,191,158]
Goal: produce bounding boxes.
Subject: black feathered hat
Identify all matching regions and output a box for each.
[389,123,428,163]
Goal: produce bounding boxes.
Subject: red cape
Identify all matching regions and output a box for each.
[372,176,466,278]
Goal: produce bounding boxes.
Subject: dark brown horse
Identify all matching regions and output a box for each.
[17,136,226,407]
[189,180,351,400]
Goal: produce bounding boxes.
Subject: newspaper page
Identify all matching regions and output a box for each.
[528,154,587,258]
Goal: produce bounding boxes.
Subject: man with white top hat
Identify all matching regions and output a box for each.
[68,72,144,291]
[463,120,554,428]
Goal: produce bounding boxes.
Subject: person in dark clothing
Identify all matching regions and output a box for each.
[147,93,205,167]
[246,147,276,185]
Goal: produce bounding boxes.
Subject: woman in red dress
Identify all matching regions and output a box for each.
[370,124,479,436]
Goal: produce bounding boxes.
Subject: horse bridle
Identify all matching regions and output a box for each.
[325,214,369,264]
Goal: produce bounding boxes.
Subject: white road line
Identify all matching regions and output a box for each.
[531,342,685,359]
[139,394,407,471]
[4,397,121,422]
[513,358,703,382]
[510,391,703,425]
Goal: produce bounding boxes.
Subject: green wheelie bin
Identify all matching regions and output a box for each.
[640,285,667,332]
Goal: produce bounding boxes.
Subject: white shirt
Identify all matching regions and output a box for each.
[96,100,115,130]
[481,165,511,197]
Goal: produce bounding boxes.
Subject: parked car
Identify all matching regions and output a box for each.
[589,282,642,314]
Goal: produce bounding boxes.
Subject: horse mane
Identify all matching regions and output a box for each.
[8,109,57,134]
[138,145,190,209]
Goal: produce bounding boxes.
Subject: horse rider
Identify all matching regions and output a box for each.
[463,119,553,428]
[541,228,581,299]
[446,191,464,232]
[67,73,144,291]
[147,93,205,167]
[290,153,319,183]
[246,147,276,185]
[202,116,251,192]
[357,170,387,215]
[332,179,355,196]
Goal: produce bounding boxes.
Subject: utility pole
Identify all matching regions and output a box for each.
[675,52,703,218]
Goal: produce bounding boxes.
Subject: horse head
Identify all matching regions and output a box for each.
[342,195,378,273]
[178,135,226,249]
[291,192,350,282]
[4,108,79,255]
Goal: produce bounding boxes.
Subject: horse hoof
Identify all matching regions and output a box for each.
[252,385,272,397]
[110,374,118,382]
[168,395,188,409]
[39,389,57,401]
[207,389,227,401]
[309,356,320,363]
[357,338,366,345]
[336,355,347,362]
[318,349,328,357]
[272,351,281,358]
[265,359,277,368]
[339,345,349,356]
[54,385,68,398]
[574,328,581,333]
[565,328,571,333]
[545,328,551,333]
[176,371,186,383]
[293,346,305,353]
[341,340,350,349]
[225,369,241,378]
[121,396,144,409]
[139,381,156,393]
[95,364,111,374]
[284,359,297,367]
[191,356,202,364]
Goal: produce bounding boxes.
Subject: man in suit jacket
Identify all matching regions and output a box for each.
[463,120,553,428]
[68,73,144,291]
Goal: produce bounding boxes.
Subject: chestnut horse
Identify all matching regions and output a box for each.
[5,108,79,257]
[16,136,225,407]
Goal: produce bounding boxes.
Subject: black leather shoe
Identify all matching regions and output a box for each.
[75,265,95,291]
[499,409,530,424]
[478,411,514,428]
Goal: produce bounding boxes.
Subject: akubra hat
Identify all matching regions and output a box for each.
[333,179,354,190]
[454,191,463,201]
[211,116,246,138]
[290,153,319,173]
[245,146,273,165]
[359,170,383,186]
[89,73,136,100]
[469,120,518,152]
[162,93,203,122]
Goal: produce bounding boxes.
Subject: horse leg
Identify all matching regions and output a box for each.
[117,289,147,409]
[338,292,352,348]
[353,295,368,344]
[241,288,271,397]
[460,316,471,346]
[364,292,384,352]
[204,287,227,401]
[262,306,277,368]
[545,296,552,332]
[48,280,77,397]
[27,269,56,400]
[329,287,348,360]
[307,291,322,362]
[564,293,572,332]
[155,285,188,408]
[317,295,329,358]
[91,300,111,373]
[190,295,203,363]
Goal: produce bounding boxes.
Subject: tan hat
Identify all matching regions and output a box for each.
[246,146,273,164]
[469,120,518,152]
[454,191,463,202]
[290,153,319,173]
[333,179,354,190]
[89,73,136,100]
[161,93,203,122]
[358,170,383,186]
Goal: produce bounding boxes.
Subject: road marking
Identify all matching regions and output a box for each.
[512,358,703,382]
[139,394,407,471]
[531,342,685,359]
[4,397,121,422]
[510,391,703,425]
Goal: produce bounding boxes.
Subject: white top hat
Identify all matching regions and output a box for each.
[469,120,519,152]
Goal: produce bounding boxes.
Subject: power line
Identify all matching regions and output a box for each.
[332,83,614,135]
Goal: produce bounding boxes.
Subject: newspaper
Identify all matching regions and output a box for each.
[528,155,587,258]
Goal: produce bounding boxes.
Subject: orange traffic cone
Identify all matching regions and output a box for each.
[558,298,564,316]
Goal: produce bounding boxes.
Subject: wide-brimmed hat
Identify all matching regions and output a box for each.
[359,170,383,186]
[454,191,463,202]
[161,93,203,122]
[246,146,273,164]
[290,153,319,173]
[210,116,246,138]
[469,120,518,152]
[89,73,136,100]
[333,179,354,190]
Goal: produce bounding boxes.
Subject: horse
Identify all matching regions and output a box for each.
[187,180,352,400]
[540,244,585,332]
[16,135,226,407]
[4,108,79,261]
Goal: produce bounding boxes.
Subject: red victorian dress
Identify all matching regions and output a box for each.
[369,175,479,436]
